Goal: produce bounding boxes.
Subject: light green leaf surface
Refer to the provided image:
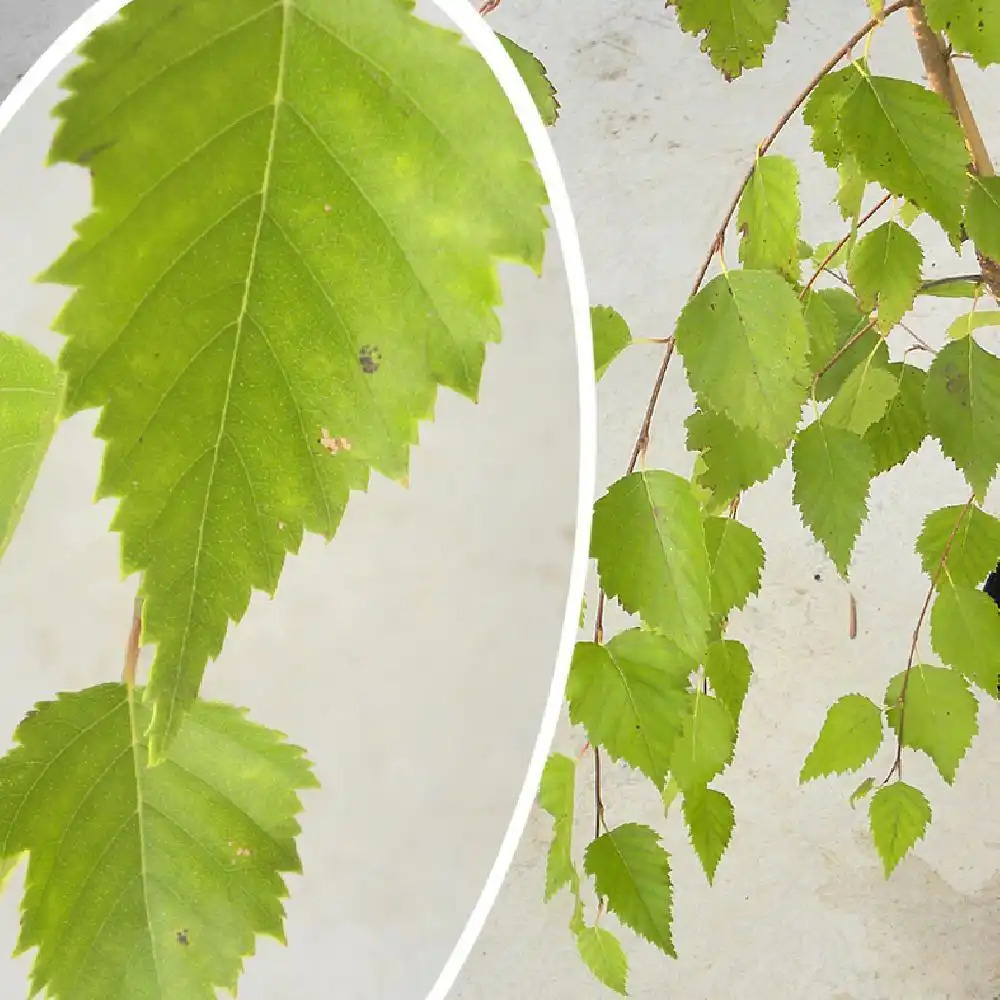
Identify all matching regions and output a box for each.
[800,694,884,783]
[947,310,1000,341]
[665,0,788,80]
[737,155,800,279]
[538,752,578,900]
[916,504,1000,588]
[681,786,734,884]
[669,691,736,792]
[822,353,899,436]
[869,781,931,876]
[591,305,632,381]
[918,277,984,299]
[836,155,867,221]
[675,269,810,446]
[686,407,786,504]
[567,632,693,788]
[965,175,1000,258]
[803,65,863,169]
[792,421,875,576]
[43,0,548,760]
[0,683,317,1000]
[591,471,712,660]
[863,362,927,474]
[704,517,765,617]
[0,334,62,561]
[924,0,1000,67]
[840,73,969,239]
[930,582,1000,697]
[496,34,560,126]
[885,664,978,783]
[575,925,628,996]
[924,337,1000,498]
[584,823,675,957]
[703,639,753,726]
[850,775,875,808]
[847,221,923,331]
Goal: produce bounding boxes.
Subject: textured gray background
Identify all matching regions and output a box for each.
[0,2,580,998]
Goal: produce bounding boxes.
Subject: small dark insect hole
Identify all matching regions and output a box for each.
[176,929,189,946]
[358,344,382,374]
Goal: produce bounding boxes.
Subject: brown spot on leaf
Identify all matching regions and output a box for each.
[358,344,382,374]
[319,428,352,454]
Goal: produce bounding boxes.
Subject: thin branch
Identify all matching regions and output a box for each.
[811,316,880,394]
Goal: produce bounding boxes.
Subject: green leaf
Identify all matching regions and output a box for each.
[799,694,884,783]
[0,683,317,1000]
[850,775,875,808]
[885,664,978,783]
[665,0,788,80]
[43,0,548,760]
[737,155,800,279]
[686,407,786,503]
[670,691,736,792]
[863,362,927,474]
[584,823,675,957]
[840,73,969,239]
[496,34,560,126]
[924,337,1000,498]
[792,421,875,576]
[591,471,712,660]
[898,200,922,227]
[836,155,867,221]
[811,239,850,271]
[591,305,632,381]
[0,333,62,561]
[803,65,862,169]
[918,276,984,299]
[681,786,734,884]
[575,925,628,996]
[847,221,923,331]
[924,0,1000,67]
[675,269,810,446]
[538,753,578,900]
[946,310,1000,341]
[822,353,899,436]
[965,175,1000,258]
[930,582,1000,696]
[704,517,765,617]
[703,639,753,725]
[869,781,931,876]
[916,503,1000,588]
[567,632,693,788]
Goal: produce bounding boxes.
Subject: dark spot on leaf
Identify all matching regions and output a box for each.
[176,929,189,946]
[358,344,382,374]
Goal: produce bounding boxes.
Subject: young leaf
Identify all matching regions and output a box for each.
[965,175,1000,259]
[792,422,875,576]
[0,683,317,1000]
[681,786,735,884]
[869,782,931,877]
[592,305,632,381]
[916,504,1000,588]
[665,0,789,80]
[924,337,1000,498]
[538,753,579,900]
[918,276,984,299]
[923,0,1000,67]
[863,362,927,474]
[799,694,884,783]
[704,518,765,617]
[575,925,628,996]
[583,823,675,957]
[703,639,753,726]
[686,407,786,503]
[946,310,1000,341]
[591,471,712,660]
[821,354,899,436]
[840,74,969,239]
[930,582,1000,697]
[850,775,875,808]
[0,333,62,561]
[43,0,549,760]
[737,155,801,279]
[675,269,810,447]
[884,665,978,783]
[803,65,862,168]
[669,691,736,792]
[496,34,560,126]
[847,221,923,331]
[567,633,693,788]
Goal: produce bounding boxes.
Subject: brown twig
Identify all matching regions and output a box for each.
[811,316,880,395]
[882,496,974,784]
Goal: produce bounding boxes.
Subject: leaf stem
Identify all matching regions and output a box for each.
[122,596,143,688]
